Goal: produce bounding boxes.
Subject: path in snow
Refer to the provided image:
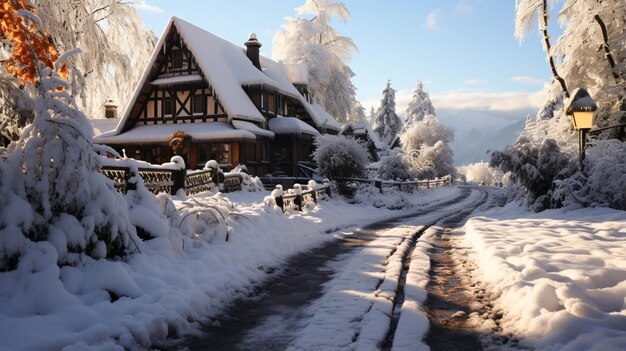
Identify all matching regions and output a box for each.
[178,187,499,350]
[423,188,527,351]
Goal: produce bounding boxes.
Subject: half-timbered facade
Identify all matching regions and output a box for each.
[94,17,340,176]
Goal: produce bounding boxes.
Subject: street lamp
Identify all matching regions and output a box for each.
[565,88,597,170]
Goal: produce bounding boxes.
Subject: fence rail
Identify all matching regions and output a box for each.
[334,175,452,194]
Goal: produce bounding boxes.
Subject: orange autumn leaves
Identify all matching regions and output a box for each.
[0,0,66,85]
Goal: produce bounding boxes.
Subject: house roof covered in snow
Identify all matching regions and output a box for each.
[95,121,255,144]
[340,121,385,150]
[268,117,320,137]
[107,16,341,140]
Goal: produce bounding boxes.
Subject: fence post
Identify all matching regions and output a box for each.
[323,179,332,197]
[294,194,303,211]
[275,195,285,212]
[171,168,186,195]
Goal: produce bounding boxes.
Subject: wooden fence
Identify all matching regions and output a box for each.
[100,162,242,197]
[334,175,452,195]
[273,181,332,212]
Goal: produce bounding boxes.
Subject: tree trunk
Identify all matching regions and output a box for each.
[542,0,569,98]
[594,14,620,80]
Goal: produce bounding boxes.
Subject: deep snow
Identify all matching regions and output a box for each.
[463,204,626,350]
[0,185,460,350]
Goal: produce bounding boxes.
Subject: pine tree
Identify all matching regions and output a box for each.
[272,0,358,123]
[373,81,403,145]
[404,81,436,129]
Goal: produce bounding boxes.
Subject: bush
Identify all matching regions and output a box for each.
[313,135,370,178]
[490,137,577,211]
[377,152,412,180]
[553,139,626,210]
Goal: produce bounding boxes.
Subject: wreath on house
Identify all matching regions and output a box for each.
[168,130,192,155]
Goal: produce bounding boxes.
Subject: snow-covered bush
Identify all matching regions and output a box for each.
[377,152,412,181]
[1,62,140,269]
[400,115,455,178]
[490,137,577,211]
[230,164,264,192]
[553,140,626,210]
[313,134,370,178]
[458,161,507,186]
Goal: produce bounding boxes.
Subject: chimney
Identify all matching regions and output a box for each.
[104,98,118,119]
[244,33,262,70]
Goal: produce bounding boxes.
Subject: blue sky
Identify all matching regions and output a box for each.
[134,0,557,119]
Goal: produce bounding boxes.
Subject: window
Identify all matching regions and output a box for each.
[197,143,230,165]
[172,50,183,69]
[267,94,276,114]
[163,99,174,117]
[192,95,205,115]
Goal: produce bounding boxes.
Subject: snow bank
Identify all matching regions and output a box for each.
[0,182,460,350]
[464,205,626,350]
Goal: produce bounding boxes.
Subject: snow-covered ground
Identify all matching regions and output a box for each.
[463,205,626,350]
[0,185,460,350]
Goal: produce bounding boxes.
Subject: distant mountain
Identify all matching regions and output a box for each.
[437,110,527,166]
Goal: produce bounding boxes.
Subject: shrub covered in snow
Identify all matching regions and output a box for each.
[0,63,140,269]
[313,134,370,178]
[553,139,626,210]
[377,152,412,181]
[490,137,577,211]
[458,161,508,186]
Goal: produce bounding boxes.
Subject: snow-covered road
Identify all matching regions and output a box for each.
[180,187,497,350]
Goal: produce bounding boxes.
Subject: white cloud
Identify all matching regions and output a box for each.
[424,9,441,30]
[464,79,488,85]
[456,1,472,14]
[133,0,164,13]
[361,85,547,120]
[510,75,546,85]
[430,86,548,112]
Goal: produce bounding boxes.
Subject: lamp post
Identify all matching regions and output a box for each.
[565,88,597,171]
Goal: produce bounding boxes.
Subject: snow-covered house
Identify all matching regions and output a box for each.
[94,17,340,176]
[339,122,384,162]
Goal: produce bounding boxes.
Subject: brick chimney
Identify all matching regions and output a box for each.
[104,98,118,119]
[244,33,262,70]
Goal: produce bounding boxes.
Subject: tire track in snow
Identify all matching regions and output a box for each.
[177,188,476,351]
[377,188,490,351]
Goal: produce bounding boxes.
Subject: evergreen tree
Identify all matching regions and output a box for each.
[404,81,436,129]
[272,0,358,123]
[373,81,402,145]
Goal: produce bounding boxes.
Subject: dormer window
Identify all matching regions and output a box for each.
[172,50,183,69]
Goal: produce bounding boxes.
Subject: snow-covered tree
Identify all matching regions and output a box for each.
[552,0,626,127]
[347,101,368,124]
[1,57,140,269]
[272,0,358,123]
[0,0,155,145]
[404,81,436,129]
[313,134,369,178]
[367,106,376,125]
[373,81,403,145]
[400,115,455,178]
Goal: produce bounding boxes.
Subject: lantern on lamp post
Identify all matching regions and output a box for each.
[565,88,597,170]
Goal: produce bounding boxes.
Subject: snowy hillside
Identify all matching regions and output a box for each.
[438,110,527,166]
